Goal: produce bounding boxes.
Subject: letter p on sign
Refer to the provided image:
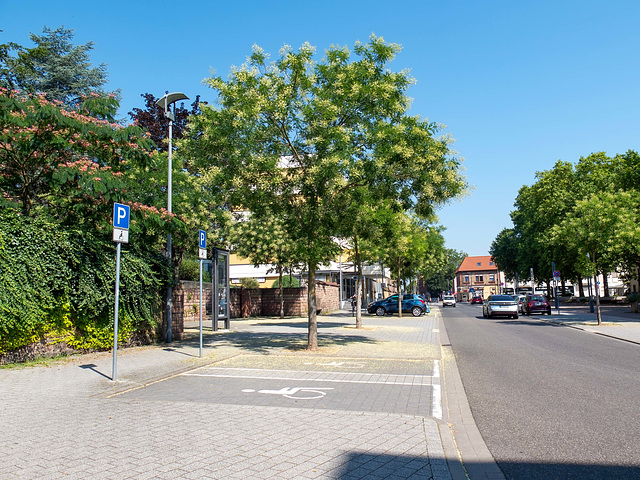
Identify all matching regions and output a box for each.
[113,203,130,229]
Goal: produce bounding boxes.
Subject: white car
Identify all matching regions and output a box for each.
[483,294,518,319]
[442,295,456,307]
[512,294,527,314]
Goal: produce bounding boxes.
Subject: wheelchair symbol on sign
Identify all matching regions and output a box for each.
[242,387,334,400]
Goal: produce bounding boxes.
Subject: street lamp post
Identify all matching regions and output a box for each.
[156,92,189,343]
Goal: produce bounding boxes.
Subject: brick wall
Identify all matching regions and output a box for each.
[169,282,340,336]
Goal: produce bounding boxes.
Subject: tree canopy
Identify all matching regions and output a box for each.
[492,150,640,306]
[181,35,466,349]
[0,26,114,109]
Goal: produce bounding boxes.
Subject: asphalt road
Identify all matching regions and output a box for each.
[440,303,640,480]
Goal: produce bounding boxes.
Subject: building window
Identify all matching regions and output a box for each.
[475,275,483,282]
[489,261,494,266]
[464,275,469,283]
[489,274,495,282]
[476,262,482,266]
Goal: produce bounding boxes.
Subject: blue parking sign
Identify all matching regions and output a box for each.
[199,230,206,249]
[113,203,130,229]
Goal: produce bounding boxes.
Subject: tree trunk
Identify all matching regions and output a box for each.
[241,286,250,318]
[603,273,610,298]
[278,265,284,318]
[577,273,585,297]
[397,259,403,318]
[591,253,602,325]
[594,272,602,325]
[307,267,318,350]
[354,238,363,329]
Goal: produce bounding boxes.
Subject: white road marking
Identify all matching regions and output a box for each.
[432,360,442,419]
[303,361,366,368]
[241,387,334,400]
[183,367,434,386]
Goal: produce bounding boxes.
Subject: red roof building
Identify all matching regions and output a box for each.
[454,255,504,301]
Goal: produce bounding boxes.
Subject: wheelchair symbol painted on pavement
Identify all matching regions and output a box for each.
[242,387,334,400]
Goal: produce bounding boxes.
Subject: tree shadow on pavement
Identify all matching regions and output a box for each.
[181,329,378,355]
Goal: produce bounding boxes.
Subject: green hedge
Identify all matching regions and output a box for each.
[0,213,169,354]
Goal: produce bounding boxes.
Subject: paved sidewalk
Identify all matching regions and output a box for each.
[535,303,640,344]
[0,311,459,480]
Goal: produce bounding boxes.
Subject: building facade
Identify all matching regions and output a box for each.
[454,255,504,302]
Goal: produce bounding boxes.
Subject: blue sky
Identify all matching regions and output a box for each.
[3,0,639,256]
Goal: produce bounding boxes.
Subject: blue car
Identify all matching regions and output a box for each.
[367,294,430,317]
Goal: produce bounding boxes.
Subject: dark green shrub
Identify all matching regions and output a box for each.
[0,213,168,354]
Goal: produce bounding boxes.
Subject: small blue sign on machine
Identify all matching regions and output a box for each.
[113,203,130,243]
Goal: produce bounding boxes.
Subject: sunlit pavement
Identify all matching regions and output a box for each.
[537,303,640,344]
[1,310,462,480]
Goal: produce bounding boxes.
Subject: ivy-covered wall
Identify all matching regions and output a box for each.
[0,213,169,361]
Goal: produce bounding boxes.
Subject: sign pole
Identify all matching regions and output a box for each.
[530,267,534,296]
[198,230,207,358]
[112,242,121,380]
[111,203,130,381]
[199,259,203,358]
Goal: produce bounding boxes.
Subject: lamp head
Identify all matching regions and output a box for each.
[156,92,189,120]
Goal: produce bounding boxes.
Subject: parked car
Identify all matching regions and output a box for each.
[367,294,429,317]
[482,294,519,319]
[442,295,456,307]
[512,294,527,313]
[524,295,551,315]
[470,296,483,304]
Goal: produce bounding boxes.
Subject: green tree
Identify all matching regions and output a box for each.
[0,26,113,109]
[490,228,520,281]
[226,212,301,318]
[551,191,640,323]
[181,36,466,349]
[368,212,443,317]
[422,248,467,298]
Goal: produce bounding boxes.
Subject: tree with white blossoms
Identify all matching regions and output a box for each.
[181,35,466,350]
[226,211,302,318]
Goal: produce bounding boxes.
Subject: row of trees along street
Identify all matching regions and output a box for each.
[1,27,467,355]
[490,151,640,324]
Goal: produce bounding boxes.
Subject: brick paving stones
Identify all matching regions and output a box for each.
[1,311,452,479]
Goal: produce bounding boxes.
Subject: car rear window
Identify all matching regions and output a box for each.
[491,295,514,301]
[530,295,545,301]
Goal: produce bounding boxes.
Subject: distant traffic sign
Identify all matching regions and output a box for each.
[553,270,561,278]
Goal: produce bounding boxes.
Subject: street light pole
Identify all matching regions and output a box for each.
[156,92,189,343]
